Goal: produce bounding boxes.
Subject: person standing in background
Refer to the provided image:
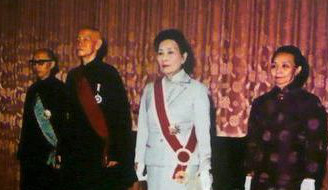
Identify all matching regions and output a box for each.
[17,48,66,190]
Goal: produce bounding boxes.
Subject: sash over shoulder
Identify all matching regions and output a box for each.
[153,78,197,181]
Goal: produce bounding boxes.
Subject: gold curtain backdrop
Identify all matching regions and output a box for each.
[1,0,328,189]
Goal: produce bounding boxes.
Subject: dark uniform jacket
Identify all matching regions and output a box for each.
[17,76,67,190]
[246,83,327,190]
[64,57,135,189]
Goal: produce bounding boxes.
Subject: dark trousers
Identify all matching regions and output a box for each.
[20,161,60,190]
[212,137,246,190]
[61,159,135,190]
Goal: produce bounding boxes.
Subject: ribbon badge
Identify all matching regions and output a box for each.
[95,83,102,104]
[174,148,192,183]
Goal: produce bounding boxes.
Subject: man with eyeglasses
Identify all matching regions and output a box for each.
[17,48,67,190]
[62,27,136,190]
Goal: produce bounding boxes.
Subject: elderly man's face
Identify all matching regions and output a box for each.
[32,51,54,80]
[76,29,100,60]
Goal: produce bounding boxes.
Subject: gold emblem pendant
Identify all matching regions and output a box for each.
[174,170,187,184]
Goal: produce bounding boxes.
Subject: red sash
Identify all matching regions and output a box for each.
[154,78,197,179]
[77,76,109,138]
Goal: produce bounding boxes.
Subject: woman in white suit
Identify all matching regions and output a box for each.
[135,29,212,190]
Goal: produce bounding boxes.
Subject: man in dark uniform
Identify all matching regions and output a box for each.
[63,27,136,190]
[18,49,66,190]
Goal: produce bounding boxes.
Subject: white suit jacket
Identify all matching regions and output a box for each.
[135,70,211,172]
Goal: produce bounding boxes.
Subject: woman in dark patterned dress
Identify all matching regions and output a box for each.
[246,45,327,190]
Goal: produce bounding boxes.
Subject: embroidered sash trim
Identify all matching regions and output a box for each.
[154,78,197,179]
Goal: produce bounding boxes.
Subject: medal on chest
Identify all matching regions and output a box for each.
[169,124,180,135]
[95,83,102,104]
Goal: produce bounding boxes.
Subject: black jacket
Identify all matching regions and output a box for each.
[17,76,67,164]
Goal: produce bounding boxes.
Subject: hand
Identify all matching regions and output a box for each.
[135,162,147,181]
[52,155,61,169]
[244,175,252,190]
[300,178,315,190]
[103,156,119,168]
[106,161,119,167]
[199,170,213,190]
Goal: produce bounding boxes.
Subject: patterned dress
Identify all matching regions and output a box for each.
[246,84,327,190]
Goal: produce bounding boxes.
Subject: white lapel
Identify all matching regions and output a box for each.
[164,70,191,106]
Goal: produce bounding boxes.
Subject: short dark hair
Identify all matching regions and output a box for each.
[32,48,59,76]
[271,45,309,88]
[154,29,195,74]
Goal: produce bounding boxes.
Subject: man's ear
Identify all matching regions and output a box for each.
[50,61,55,69]
[95,39,103,51]
[295,66,302,75]
[182,52,188,64]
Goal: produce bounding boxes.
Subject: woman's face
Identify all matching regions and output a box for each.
[156,39,187,78]
[270,53,301,89]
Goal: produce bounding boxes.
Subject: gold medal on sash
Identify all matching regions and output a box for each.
[174,170,187,184]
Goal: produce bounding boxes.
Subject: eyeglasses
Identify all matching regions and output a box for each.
[29,59,53,66]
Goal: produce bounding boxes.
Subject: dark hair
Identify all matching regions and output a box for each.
[271,45,309,88]
[96,38,108,60]
[32,48,59,76]
[154,29,195,74]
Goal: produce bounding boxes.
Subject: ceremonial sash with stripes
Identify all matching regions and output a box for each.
[34,94,58,166]
[154,78,197,179]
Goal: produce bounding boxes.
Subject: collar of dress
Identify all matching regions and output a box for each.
[164,69,191,84]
